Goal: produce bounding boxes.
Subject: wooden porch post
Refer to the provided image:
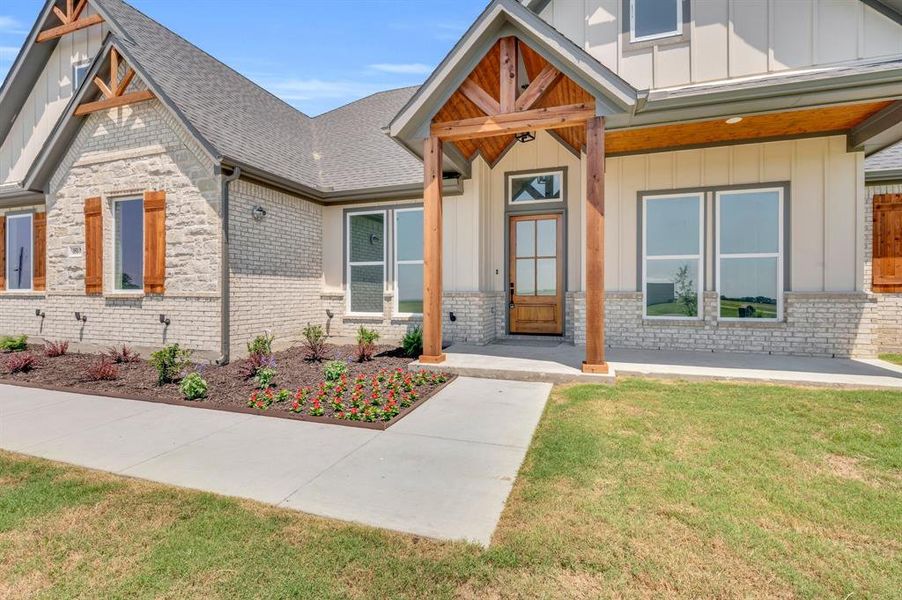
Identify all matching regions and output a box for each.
[582,116,608,373]
[420,135,446,364]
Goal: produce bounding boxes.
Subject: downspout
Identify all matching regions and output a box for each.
[217,165,241,365]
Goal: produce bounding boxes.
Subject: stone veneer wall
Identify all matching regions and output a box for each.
[0,99,223,355]
[865,183,902,354]
[228,179,323,356]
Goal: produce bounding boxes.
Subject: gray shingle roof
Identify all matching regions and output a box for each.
[93,0,422,195]
[865,142,902,174]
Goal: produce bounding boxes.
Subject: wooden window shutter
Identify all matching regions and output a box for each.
[33,212,46,291]
[144,191,166,294]
[873,193,902,293]
[84,197,103,295]
[0,215,5,291]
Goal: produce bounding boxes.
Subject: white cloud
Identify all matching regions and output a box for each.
[368,63,433,75]
[0,16,26,35]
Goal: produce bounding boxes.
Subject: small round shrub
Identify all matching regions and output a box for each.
[179,372,208,401]
[401,326,423,358]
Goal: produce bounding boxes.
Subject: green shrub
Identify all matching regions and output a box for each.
[401,326,423,358]
[179,372,208,401]
[356,326,380,362]
[149,344,193,385]
[323,360,348,382]
[255,366,277,389]
[0,334,28,352]
[246,332,275,356]
[302,323,328,361]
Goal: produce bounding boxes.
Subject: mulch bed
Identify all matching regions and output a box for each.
[0,344,454,429]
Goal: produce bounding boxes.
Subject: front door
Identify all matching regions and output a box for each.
[509,214,563,335]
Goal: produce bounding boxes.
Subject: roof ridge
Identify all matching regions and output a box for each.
[104,0,313,122]
[312,85,422,120]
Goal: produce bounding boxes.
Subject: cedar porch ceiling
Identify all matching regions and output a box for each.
[431,38,893,162]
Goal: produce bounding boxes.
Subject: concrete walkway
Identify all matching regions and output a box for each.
[0,377,551,546]
[429,342,902,389]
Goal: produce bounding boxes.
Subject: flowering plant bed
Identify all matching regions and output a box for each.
[0,343,454,429]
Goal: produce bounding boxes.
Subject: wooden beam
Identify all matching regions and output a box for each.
[115,68,136,97]
[36,13,103,42]
[459,78,500,116]
[515,64,562,112]
[583,116,607,374]
[52,6,70,25]
[110,48,119,91]
[74,89,154,116]
[72,0,88,21]
[499,36,518,113]
[431,103,594,142]
[68,0,74,18]
[420,135,445,364]
[93,76,114,99]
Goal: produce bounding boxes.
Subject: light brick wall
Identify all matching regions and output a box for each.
[0,99,223,353]
[865,182,902,354]
[228,179,323,355]
[322,291,498,345]
[570,291,878,357]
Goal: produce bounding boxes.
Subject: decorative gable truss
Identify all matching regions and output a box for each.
[75,46,155,116]
[37,0,104,43]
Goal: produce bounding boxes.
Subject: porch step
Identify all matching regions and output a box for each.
[411,344,616,385]
[493,335,570,347]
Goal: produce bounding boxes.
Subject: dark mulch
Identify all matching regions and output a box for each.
[0,344,453,426]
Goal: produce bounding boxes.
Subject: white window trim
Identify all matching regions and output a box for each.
[630,0,682,43]
[346,209,387,317]
[393,207,424,318]
[715,187,784,322]
[112,197,144,293]
[507,170,564,205]
[5,212,34,292]
[642,192,704,321]
[72,60,91,90]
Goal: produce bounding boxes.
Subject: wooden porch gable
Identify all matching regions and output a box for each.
[431,37,595,163]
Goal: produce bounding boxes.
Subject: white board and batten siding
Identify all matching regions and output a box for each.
[0,7,106,186]
[540,0,902,91]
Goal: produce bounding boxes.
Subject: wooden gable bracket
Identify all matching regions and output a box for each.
[432,36,578,143]
[74,47,155,116]
[37,0,104,43]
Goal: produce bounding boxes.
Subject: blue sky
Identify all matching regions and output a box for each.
[0,0,488,115]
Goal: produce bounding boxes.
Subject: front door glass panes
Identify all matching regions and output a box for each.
[514,217,557,296]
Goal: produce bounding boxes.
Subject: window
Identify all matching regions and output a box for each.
[642,193,703,319]
[5,213,33,291]
[394,208,424,315]
[716,188,783,320]
[630,0,681,42]
[113,198,144,291]
[508,171,563,204]
[73,61,91,90]
[347,211,386,314]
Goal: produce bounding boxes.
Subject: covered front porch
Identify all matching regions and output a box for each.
[413,341,902,389]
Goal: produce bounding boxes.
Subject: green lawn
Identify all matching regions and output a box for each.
[719,299,778,318]
[2,380,900,598]
[880,353,902,366]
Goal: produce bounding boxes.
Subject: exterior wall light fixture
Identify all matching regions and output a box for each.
[252,205,267,221]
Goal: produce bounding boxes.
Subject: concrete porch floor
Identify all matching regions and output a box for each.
[412,341,902,389]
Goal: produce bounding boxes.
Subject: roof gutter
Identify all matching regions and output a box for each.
[217,165,241,366]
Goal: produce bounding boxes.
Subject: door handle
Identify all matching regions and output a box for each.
[509,282,515,309]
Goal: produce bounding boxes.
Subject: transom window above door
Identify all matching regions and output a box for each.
[508,170,563,204]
